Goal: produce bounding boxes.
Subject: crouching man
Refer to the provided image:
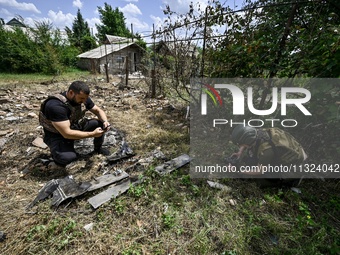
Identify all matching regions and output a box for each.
[39,81,111,167]
[229,125,308,187]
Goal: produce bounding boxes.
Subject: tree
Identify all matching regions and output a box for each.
[134,32,147,50]
[65,9,96,52]
[95,3,131,41]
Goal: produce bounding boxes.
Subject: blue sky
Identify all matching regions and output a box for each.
[0,0,244,41]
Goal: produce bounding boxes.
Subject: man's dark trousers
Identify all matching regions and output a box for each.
[44,120,104,166]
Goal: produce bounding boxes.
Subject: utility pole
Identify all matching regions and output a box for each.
[200,7,208,78]
[151,23,156,98]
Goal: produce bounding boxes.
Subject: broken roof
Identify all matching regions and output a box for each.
[77,42,136,59]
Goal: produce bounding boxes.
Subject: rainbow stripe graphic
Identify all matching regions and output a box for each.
[198,82,223,106]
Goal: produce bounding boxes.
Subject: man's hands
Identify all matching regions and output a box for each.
[92,127,105,137]
[230,145,246,159]
[102,121,111,132]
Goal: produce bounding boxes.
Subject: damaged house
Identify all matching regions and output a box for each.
[77,34,144,74]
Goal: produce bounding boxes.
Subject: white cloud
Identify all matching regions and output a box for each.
[0,7,12,16]
[126,17,148,31]
[150,15,166,30]
[86,17,101,36]
[119,3,142,16]
[24,16,50,28]
[0,0,40,13]
[72,0,83,9]
[94,9,98,15]
[161,0,207,14]
[47,10,75,29]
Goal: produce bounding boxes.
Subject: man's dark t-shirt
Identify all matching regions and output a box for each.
[43,91,94,140]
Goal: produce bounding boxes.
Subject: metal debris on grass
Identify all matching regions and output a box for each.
[106,138,135,163]
[27,175,91,208]
[87,171,129,191]
[154,154,193,175]
[291,187,302,194]
[88,176,146,209]
[207,181,232,192]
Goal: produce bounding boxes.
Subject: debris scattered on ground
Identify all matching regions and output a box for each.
[74,128,122,155]
[84,223,94,232]
[207,181,232,192]
[229,199,237,206]
[27,112,37,118]
[27,175,91,208]
[87,171,129,191]
[291,187,301,194]
[270,235,279,245]
[0,231,7,242]
[106,138,135,163]
[155,154,193,175]
[32,137,47,149]
[88,176,146,209]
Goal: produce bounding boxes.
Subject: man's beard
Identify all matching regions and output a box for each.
[70,95,80,105]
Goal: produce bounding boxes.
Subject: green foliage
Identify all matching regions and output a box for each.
[162,213,176,229]
[0,26,62,74]
[26,218,81,249]
[0,17,83,74]
[204,0,340,79]
[129,175,147,198]
[122,242,143,255]
[96,2,132,40]
[112,198,126,215]
[134,32,147,50]
[65,9,97,52]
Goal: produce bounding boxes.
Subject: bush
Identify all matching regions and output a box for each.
[0,26,80,74]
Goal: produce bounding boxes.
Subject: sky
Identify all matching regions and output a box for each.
[0,0,245,42]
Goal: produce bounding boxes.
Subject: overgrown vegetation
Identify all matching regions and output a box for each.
[0,73,339,254]
[0,3,146,75]
[0,21,80,74]
[146,0,340,165]
[0,0,340,253]
[65,9,97,53]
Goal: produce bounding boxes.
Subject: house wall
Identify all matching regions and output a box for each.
[78,45,141,74]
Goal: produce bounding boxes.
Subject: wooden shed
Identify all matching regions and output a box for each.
[77,42,143,74]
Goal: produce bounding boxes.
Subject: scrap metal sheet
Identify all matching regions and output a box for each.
[88,179,131,209]
[87,171,129,191]
[155,154,193,175]
[88,177,146,209]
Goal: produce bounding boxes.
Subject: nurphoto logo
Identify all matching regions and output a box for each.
[199,83,312,128]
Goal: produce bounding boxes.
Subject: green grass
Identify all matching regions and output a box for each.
[0,68,92,85]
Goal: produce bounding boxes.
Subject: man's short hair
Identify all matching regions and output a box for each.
[68,81,90,95]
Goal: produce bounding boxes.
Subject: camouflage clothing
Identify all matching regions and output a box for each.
[240,128,305,187]
[39,94,87,134]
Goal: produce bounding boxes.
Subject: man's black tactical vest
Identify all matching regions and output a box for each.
[39,94,87,134]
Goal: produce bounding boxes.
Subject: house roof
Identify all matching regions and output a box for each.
[157,40,200,58]
[77,42,137,59]
[6,18,26,27]
[104,34,133,44]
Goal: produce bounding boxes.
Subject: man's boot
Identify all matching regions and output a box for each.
[93,135,110,156]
